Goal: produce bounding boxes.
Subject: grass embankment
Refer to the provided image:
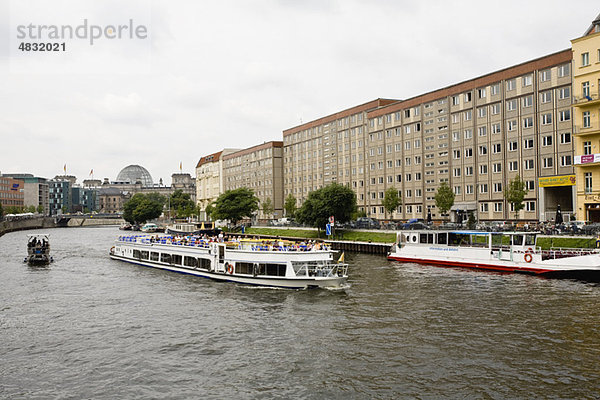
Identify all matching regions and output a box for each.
[244,227,396,244]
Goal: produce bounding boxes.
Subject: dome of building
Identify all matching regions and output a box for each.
[116,165,153,186]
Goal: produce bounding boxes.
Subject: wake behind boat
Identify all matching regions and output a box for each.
[109,234,348,289]
[388,230,600,280]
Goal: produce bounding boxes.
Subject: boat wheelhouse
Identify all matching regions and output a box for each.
[25,233,53,265]
[110,234,348,289]
[388,230,600,279]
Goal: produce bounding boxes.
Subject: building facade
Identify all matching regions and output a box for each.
[196,149,239,219]
[572,16,600,222]
[49,179,72,215]
[223,141,284,221]
[284,52,575,222]
[0,176,24,210]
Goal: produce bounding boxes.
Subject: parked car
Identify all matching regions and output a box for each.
[403,222,430,230]
[355,217,380,229]
[400,218,426,230]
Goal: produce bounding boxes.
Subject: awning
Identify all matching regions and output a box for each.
[451,202,477,211]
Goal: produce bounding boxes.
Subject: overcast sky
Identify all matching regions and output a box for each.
[1,1,598,185]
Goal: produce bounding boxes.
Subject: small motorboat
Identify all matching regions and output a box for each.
[25,234,53,265]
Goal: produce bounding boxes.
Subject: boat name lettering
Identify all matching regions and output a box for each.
[429,247,459,252]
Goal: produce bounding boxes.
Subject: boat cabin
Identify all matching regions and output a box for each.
[398,231,538,251]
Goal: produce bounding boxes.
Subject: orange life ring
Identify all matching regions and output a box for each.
[227,263,234,274]
[524,253,533,263]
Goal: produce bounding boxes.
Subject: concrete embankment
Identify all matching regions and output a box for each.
[0,216,123,237]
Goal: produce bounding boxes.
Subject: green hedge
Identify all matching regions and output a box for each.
[244,228,396,244]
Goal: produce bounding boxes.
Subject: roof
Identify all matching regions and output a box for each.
[196,151,223,168]
[583,13,600,36]
[222,141,283,160]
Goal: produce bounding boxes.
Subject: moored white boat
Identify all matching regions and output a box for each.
[109,234,348,289]
[388,230,600,280]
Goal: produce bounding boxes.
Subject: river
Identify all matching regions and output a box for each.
[1,226,599,399]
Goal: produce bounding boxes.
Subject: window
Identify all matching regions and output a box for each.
[582,52,590,66]
[584,141,592,155]
[560,132,571,144]
[491,103,500,115]
[509,141,518,151]
[541,91,552,103]
[524,159,534,170]
[542,113,552,125]
[464,129,473,139]
[526,201,536,212]
[492,143,501,153]
[558,63,570,77]
[465,166,473,176]
[506,99,517,111]
[453,149,461,159]
[543,157,553,168]
[522,95,533,108]
[479,184,488,194]
[543,136,552,147]
[464,92,472,102]
[524,138,534,149]
[452,96,460,106]
[464,110,472,121]
[494,202,503,212]
[523,117,534,128]
[522,74,532,86]
[479,145,488,155]
[507,79,516,90]
[491,83,500,95]
[507,120,517,131]
[406,189,412,198]
[509,161,518,171]
[559,110,571,122]
[478,126,487,136]
[479,165,488,174]
[453,168,461,177]
[494,183,502,192]
[583,81,590,97]
[478,88,486,98]
[465,148,473,157]
[560,155,572,166]
[480,203,489,212]
[558,87,570,100]
[454,186,461,195]
[526,180,535,191]
[583,111,591,128]
[452,131,460,141]
[466,185,474,194]
[540,69,551,82]
[493,163,502,173]
[585,172,593,194]
[492,123,501,134]
[478,107,487,118]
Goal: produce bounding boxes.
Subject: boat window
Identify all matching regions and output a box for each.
[512,235,524,246]
[171,254,182,265]
[197,258,211,270]
[525,235,535,246]
[437,233,448,244]
[184,256,197,268]
[133,249,141,259]
[140,251,149,260]
[150,252,159,261]
[235,262,253,275]
[260,263,286,277]
[160,253,171,263]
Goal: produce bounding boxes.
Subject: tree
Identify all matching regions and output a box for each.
[382,188,402,219]
[295,183,357,229]
[168,189,195,218]
[123,193,164,225]
[36,205,44,214]
[284,194,297,218]
[261,197,274,219]
[212,187,259,226]
[205,202,215,221]
[505,174,527,220]
[0,202,3,218]
[435,182,455,219]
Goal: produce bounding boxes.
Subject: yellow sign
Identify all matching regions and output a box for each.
[538,175,576,187]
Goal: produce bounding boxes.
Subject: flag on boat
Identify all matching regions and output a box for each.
[179,162,182,171]
[338,252,345,263]
[63,164,66,173]
[89,169,94,176]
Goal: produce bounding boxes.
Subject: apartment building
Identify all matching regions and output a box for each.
[283,53,575,222]
[572,16,600,222]
[195,149,239,220]
[222,141,284,221]
[0,176,24,210]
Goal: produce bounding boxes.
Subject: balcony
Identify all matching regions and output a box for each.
[573,92,600,107]
[574,123,600,135]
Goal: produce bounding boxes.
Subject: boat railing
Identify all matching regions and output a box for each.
[292,261,348,277]
[542,247,600,260]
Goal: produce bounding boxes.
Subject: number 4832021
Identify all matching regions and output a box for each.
[18,42,66,51]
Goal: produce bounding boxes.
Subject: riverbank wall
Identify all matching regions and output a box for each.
[0,216,123,237]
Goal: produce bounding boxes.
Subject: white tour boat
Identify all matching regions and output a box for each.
[388,230,600,280]
[109,234,349,289]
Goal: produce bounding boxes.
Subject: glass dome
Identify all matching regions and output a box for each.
[116,165,153,186]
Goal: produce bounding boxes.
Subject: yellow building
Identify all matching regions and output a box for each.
[572,16,600,221]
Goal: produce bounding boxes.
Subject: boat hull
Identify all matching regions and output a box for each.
[110,253,346,289]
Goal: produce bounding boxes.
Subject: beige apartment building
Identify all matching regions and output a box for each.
[222,141,284,221]
[284,51,575,222]
[195,149,239,220]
